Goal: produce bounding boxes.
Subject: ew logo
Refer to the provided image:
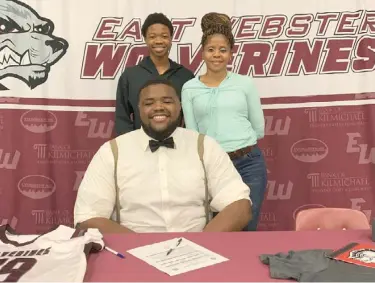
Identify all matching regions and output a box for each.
[347,133,375,165]
[265,116,291,136]
[266,169,293,200]
[0,149,20,169]
[267,180,293,200]
[75,112,114,139]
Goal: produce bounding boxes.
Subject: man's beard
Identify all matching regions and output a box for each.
[141,117,180,141]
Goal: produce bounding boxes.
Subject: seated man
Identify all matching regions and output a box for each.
[74,77,252,233]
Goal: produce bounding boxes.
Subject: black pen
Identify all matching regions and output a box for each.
[166,238,182,256]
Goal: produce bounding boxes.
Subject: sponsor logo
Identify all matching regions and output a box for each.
[304,107,366,128]
[33,144,94,165]
[290,138,328,163]
[18,175,56,200]
[258,212,278,230]
[261,147,276,161]
[31,209,73,226]
[20,110,57,133]
[307,172,371,193]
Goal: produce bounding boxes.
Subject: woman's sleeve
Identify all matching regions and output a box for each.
[245,78,265,139]
[181,85,199,131]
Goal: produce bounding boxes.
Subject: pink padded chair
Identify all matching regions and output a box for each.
[295,208,370,231]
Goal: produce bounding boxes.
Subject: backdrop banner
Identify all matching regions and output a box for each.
[1,0,374,233]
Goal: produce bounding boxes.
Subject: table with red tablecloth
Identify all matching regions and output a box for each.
[84,230,373,282]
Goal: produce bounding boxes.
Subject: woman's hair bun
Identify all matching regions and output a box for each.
[201,12,231,33]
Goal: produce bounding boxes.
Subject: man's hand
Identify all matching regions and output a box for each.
[78,217,135,234]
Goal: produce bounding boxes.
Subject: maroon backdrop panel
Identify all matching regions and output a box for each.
[258,105,375,230]
[0,105,374,233]
[0,110,114,233]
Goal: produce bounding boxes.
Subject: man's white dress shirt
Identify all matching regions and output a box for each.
[74,128,250,232]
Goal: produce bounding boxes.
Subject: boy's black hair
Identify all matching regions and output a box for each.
[141,13,174,37]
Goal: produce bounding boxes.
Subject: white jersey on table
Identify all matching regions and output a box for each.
[0,225,104,282]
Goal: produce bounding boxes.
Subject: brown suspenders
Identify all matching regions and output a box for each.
[109,134,211,226]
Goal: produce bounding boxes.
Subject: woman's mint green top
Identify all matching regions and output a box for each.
[181,72,264,152]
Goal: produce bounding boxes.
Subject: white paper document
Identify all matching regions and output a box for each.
[127,237,229,276]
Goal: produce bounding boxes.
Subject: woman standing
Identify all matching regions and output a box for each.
[181,12,267,231]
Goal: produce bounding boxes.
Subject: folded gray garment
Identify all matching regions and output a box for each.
[260,244,375,282]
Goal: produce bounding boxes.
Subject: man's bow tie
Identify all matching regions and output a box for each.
[149,137,175,152]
